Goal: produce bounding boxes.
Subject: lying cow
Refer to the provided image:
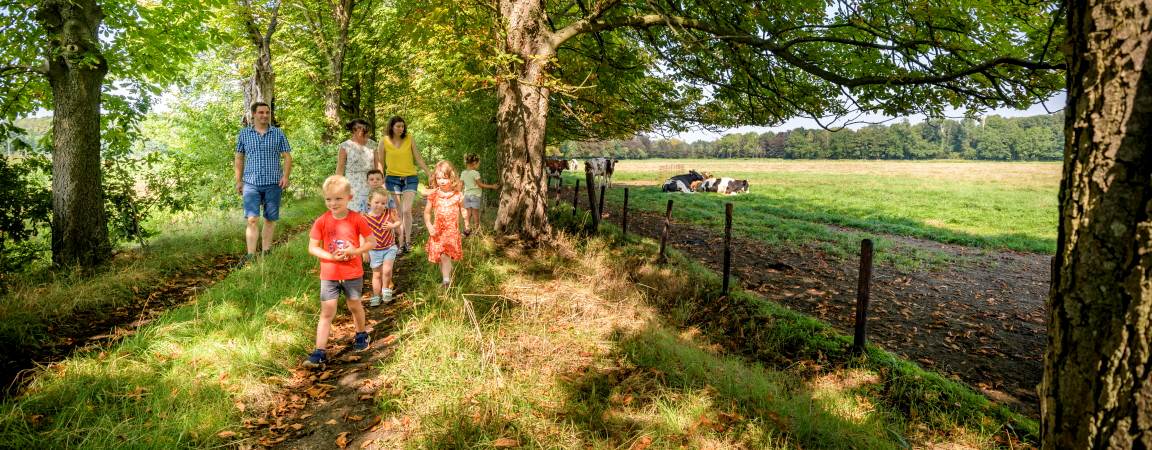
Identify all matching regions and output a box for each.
[584,157,618,188]
[700,177,750,195]
[661,170,706,193]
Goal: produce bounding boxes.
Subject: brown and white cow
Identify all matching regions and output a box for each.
[545,158,569,187]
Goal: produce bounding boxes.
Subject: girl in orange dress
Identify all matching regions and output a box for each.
[423,160,469,287]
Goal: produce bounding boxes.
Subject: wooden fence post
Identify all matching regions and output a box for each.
[722,202,733,296]
[585,171,599,231]
[658,199,674,263]
[571,179,580,218]
[622,188,630,238]
[852,239,874,353]
[598,185,606,221]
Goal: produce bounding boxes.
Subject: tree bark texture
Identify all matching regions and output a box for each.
[38,0,111,267]
[492,0,553,243]
[1042,0,1152,447]
[322,0,353,141]
[242,2,279,126]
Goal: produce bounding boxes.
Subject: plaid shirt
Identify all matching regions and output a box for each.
[236,126,291,186]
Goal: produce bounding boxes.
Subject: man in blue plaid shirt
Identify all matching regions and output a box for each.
[233,102,293,264]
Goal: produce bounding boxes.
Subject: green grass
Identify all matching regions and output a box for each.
[0,204,1037,448]
[599,159,1059,265]
[0,199,324,371]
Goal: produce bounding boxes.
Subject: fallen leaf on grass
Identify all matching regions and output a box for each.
[290,424,304,431]
[629,436,652,450]
[359,393,374,401]
[217,431,237,439]
[380,335,398,346]
[493,437,519,448]
[342,355,363,363]
[336,432,350,449]
[326,419,338,425]
[347,414,364,421]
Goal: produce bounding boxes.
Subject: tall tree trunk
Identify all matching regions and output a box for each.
[241,0,280,126]
[38,0,111,267]
[322,0,353,141]
[243,39,275,125]
[365,61,377,139]
[1041,0,1152,446]
[492,0,552,243]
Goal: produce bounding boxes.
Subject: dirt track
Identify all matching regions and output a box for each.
[564,186,1048,417]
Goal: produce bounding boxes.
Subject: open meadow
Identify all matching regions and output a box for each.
[607,159,1060,257]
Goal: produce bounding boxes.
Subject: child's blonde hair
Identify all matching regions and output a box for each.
[322,175,352,195]
[433,160,463,192]
[369,187,391,204]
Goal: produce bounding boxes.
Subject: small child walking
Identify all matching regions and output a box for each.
[304,175,376,368]
[459,154,499,235]
[364,188,401,306]
[424,160,468,287]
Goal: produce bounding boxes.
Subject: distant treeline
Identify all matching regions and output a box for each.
[560,113,1064,161]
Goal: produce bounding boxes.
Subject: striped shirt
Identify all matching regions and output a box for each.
[363,209,396,249]
[236,126,291,186]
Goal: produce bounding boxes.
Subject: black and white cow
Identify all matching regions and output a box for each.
[584,157,618,188]
[661,170,705,193]
[716,177,750,195]
[698,177,749,195]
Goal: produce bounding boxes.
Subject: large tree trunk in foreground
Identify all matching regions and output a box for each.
[38,0,111,267]
[1041,0,1152,446]
[492,0,552,243]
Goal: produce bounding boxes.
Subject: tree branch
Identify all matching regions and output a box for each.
[554,13,1064,90]
[0,64,47,76]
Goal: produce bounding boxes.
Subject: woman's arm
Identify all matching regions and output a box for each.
[335,145,347,176]
[375,141,387,175]
[411,138,430,179]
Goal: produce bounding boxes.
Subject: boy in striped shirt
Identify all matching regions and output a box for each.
[364,188,401,306]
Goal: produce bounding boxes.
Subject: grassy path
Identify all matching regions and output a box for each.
[0,204,1038,448]
[0,201,325,400]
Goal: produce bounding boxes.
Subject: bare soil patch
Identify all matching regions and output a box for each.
[562,187,1048,417]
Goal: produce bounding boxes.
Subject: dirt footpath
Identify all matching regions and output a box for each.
[577,191,1048,417]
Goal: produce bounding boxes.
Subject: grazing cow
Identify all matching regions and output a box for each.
[715,177,750,195]
[661,170,706,193]
[584,157,619,188]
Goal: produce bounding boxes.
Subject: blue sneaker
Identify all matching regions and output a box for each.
[353,332,371,351]
[302,349,326,368]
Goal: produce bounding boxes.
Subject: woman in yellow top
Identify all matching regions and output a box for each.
[376,116,430,254]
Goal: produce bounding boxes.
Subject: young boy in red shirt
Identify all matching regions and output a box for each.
[304,175,376,368]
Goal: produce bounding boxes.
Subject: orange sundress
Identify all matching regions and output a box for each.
[426,189,463,263]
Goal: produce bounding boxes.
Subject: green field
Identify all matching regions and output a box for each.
[596,159,1059,268]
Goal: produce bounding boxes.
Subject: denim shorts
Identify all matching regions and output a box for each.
[463,194,482,209]
[319,278,363,302]
[385,175,420,193]
[369,245,398,268]
[242,183,282,221]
